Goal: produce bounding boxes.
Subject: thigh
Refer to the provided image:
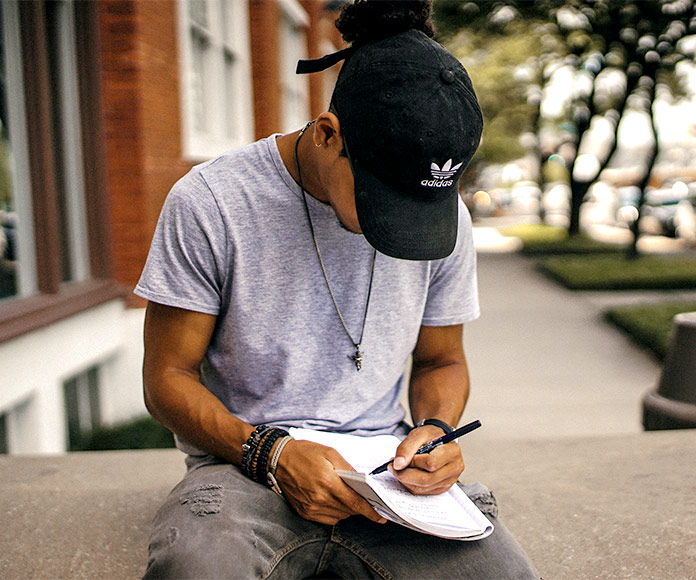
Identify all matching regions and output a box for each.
[330,483,540,580]
[143,462,331,580]
[333,516,538,580]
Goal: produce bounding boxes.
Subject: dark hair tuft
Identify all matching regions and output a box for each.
[335,0,434,46]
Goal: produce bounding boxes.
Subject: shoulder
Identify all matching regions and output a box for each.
[195,137,280,194]
[164,137,278,215]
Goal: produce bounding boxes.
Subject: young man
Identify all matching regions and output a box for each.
[136,3,538,578]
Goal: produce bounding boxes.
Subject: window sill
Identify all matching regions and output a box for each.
[0,279,127,344]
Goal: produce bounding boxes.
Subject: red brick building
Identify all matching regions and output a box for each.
[0,0,343,453]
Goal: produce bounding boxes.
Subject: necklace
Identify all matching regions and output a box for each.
[294,120,376,371]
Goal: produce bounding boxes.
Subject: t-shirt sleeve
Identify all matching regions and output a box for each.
[420,201,480,326]
[134,172,228,315]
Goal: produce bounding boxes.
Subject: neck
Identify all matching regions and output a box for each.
[277,125,328,203]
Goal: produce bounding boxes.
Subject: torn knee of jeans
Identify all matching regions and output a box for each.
[180,484,224,516]
[469,489,499,518]
[167,527,179,544]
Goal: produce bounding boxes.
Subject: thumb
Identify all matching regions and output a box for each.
[392,455,409,470]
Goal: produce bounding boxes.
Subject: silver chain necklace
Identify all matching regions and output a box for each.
[294,120,376,371]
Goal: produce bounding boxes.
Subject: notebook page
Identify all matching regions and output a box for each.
[289,428,399,473]
[369,473,482,532]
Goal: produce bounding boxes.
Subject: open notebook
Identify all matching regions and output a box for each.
[289,428,494,541]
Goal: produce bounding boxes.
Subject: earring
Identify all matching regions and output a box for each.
[315,142,322,148]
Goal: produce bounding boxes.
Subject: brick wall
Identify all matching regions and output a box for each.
[98,0,191,298]
[249,0,282,140]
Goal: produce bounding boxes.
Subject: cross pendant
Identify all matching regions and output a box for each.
[350,348,363,372]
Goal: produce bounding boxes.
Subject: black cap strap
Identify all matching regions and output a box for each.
[296,46,354,74]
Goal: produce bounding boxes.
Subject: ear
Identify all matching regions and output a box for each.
[313,112,342,151]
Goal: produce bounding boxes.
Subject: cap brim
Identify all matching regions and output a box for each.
[352,157,459,261]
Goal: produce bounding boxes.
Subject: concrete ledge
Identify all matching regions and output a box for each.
[1,431,694,580]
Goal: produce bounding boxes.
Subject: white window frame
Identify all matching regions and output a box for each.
[53,0,90,283]
[1,0,37,297]
[279,0,310,133]
[178,0,254,161]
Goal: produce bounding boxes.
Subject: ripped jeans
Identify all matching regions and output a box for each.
[143,459,539,580]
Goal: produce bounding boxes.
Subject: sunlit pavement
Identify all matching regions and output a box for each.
[462,251,661,441]
[471,226,523,252]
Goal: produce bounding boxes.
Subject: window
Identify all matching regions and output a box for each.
[63,365,102,451]
[279,0,310,133]
[0,1,34,301]
[0,412,7,454]
[0,1,120,343]
[179,0,254,160]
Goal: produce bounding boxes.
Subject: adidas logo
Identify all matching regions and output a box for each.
[421,159,462,187]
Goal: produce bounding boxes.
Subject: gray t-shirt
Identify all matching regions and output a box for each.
[135,136,479,455]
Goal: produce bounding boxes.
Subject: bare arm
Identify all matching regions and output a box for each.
[390,323,470,494]
[143,301,252,463]
[142,301,384,525]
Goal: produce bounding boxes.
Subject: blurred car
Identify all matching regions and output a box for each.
[615,181,696,240]
[542,182,570,227]
[509,181,541,215]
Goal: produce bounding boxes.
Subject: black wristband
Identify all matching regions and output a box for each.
[254,428,288,484]
[413,418,454,435]
[241,425,272,479]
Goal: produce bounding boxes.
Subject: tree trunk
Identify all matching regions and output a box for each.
[627,80,660,260]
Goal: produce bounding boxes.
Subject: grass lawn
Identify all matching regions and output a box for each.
[80,416,175,451]
[539,254,696,290]
[499,224,624,255]
[605,302,696,361]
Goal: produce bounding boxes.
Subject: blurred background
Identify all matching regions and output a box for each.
[1,0,695,455]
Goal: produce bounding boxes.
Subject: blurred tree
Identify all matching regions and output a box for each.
[434,0,696,254]
[436,6,564,191]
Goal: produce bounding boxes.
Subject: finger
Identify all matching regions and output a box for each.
[301,450,386,524]
[390,449,464,494]
[391,466,461,495]
[409,444,463,473]
[339,488,387,524]
[327,472,387,524]
[392,426,443,469]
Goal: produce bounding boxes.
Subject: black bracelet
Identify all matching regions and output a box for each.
[241,425,272,479]
[413,418,454,435]
[254,428,288,484]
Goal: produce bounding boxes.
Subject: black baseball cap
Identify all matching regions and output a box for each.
[298,29,482,260]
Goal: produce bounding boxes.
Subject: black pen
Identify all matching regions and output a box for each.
[369,419,482,476]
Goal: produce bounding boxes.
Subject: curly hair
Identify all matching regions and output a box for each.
[335,0,434,46]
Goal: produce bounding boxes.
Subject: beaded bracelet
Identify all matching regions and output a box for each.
[241,425,272,479]
[241,425,291,485]
[253,428,288,484]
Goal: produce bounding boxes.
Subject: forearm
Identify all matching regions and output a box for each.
[409,359,469,427]
[145,371,253,465]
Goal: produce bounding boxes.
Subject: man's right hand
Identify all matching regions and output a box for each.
[274,439,387,526]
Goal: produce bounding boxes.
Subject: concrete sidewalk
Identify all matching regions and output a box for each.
[463,251,665,441]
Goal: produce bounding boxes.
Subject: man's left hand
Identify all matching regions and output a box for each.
[388,425,465,495]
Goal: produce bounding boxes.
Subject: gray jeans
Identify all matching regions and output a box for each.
[143,461,539,579]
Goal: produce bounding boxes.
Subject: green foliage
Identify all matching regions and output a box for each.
[605,302,696,361]
[80,416,175,451]
[0,140,13,209]
[500,223,568,243]
[539,255,696,290]
[438,17,560,165]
